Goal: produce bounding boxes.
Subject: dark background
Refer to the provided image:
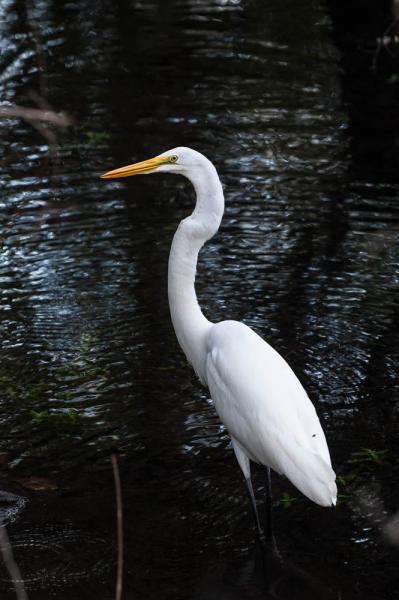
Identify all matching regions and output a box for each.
[1,0,399,598]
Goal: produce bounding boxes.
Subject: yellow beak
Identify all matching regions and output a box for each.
[100,155,169,179]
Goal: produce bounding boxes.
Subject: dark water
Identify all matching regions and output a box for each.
[1,0,399,598]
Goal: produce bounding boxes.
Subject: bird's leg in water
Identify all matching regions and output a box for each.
[245,476,264,543]
[265,467,279,556]
[245,476,273,587]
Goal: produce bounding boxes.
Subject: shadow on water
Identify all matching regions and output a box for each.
[1,0,399,598]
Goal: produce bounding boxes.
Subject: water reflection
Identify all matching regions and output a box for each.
[1,0,399,598]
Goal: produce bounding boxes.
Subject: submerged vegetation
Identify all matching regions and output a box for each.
[30,407,80,425]
[0,334,109,437]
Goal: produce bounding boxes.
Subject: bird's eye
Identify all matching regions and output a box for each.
[169,155,178,163]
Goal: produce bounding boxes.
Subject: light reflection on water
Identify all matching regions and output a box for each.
[1,0,399,598]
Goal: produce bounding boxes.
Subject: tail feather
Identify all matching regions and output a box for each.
[276,432,337,507]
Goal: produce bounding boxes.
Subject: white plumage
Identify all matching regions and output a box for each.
[206,320,336,506]
[101,146,337,509]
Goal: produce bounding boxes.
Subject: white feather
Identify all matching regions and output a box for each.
[205,320,336,506]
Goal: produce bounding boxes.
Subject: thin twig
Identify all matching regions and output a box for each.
[0,524,29,600]
[111,454,124,600]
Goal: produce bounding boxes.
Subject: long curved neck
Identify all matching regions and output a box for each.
[168,160,224,383]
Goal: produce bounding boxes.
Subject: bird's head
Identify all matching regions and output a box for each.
[100,146,206,180]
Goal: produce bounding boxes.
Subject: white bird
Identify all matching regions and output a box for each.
[101,147,337,536]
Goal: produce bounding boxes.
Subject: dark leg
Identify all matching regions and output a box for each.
[245,476,264,543]
[245,476,269,585]
[265,467,280,557]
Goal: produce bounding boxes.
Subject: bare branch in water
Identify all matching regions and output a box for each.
[111,454,124,600]
[0,524,29,600]
[0,103,72,156]
[0,105,71,129]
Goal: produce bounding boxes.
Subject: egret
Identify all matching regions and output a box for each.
[101,147,337,546]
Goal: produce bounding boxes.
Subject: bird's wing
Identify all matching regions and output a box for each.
[205,320,336,506]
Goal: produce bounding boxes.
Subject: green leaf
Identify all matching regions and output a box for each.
[30,409,50,423]
[276,492,298,509]
[351,447,388,464]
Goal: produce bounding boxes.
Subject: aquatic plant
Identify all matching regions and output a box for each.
[30,408,80,425]
[350,447,388,465]
[275,492,298,509]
